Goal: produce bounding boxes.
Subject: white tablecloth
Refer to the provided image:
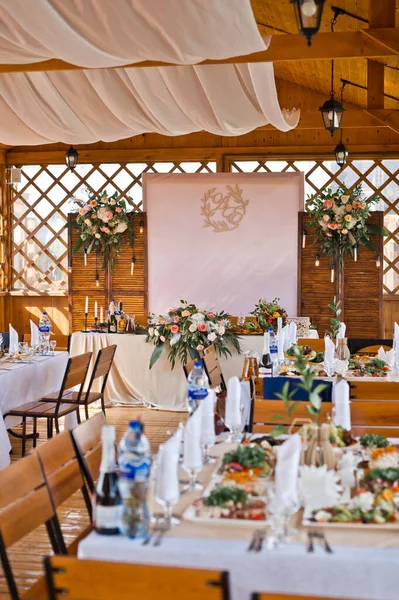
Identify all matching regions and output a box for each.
[78,533,399,600]
[70,333,284,411]
[0,352,69,469]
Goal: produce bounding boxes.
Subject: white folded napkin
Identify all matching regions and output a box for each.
[277,328,285,361]
[183,403,203,472]
[155,427,183,503]
[324,336,335,374]
[30,319,40,347]
[334,359,348,377]
[333,378,351,431]
[225,376,242,431]
[289,321,297,345]
[201,389,216,447]
[275,434,301,510]
[299,465,341,516]
[240,380,251,431]
[378,346,394,368]
[9,324,18,354]
[337,322,346,339]
[395,322,399,341]
[283,325,291,351]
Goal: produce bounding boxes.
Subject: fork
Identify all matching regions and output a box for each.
[313,530,333,554]
[142,521,159,546]
[247,530,260,552]
[254,530,266,552]
[153,521,170,547]
[307,529,315,553]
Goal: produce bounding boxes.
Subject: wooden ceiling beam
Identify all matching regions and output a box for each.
[0,28,399,74]
[364,109,399,136]
[366,1,396,111]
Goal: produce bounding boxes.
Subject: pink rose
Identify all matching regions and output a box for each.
[78,207,85,215]
[173,316,180,323]
[196,344,204,351]
[326,232,333,237]
[101,227,110,234]
[324,200,333,209]
[104,210,113,220]
[208,313,215,319]
[160,335,166,342]
[197,323,207,332]
[170,325,179,333]
[115,207,122,213]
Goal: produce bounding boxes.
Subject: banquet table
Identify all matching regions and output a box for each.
[79,441,399,600]
[0,352,70,469]
[70,331,318,411]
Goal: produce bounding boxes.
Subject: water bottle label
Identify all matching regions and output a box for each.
[39,325,50,333]
[188,388,208,400]
[270,344,278,354]
[119,457,150,482]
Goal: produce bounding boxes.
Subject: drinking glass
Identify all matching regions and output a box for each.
[18,342,29,356]
[237,314,245,327]
[182,466,203,492]
[201,443,216,464]
[0,333,3,353]
[50,340,57,356]
[265,484,298,548]
[153,456,180,526]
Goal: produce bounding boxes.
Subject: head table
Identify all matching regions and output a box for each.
[79,440,399,600]
[70,331,319,411]
[0,352,71,469]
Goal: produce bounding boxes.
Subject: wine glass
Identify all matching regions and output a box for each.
[153,454,180,526]
[0,333,3,354]
[19,342,29,356]
[265,483,298,548]
[50,340,57,356]
[237,314,245,327]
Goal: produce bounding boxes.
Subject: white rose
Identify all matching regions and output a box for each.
[95,233,101,239]
[207,332,217,342]
[191,312,205,323]
[84,219,92,226]
[189,323,197,333]
[341,195,349,204]
[217,326,225,336]
[109,199,116,205]
[323,214,330,222]
[114,222,128,234]
[170,333,181,346]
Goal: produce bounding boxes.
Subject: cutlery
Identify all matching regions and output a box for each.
[307,530,315,553]
[142,522,159,545]
[247,530,259,552]
[255,530,266,552]
[313,530,333,554]
[153,521,170,547]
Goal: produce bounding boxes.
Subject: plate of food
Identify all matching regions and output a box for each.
[217,443,275,479]
[348,358,390,378]
[183,480,267,526]
[285,345,317,362]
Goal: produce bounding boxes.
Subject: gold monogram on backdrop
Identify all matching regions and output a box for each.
[200,184,249,233]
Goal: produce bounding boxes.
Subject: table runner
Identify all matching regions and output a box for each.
[0,352,69,469]
[79,441,399,600]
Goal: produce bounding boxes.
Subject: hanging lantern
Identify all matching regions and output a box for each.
[320,60,344,136]
[334,134,349,168]
[65,146,79,171]
[139,220,144,234]
[315,254,320,267]
[290,0,325,46]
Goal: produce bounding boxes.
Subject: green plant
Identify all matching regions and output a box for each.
[250,298,287,332]
[325,297,342,338]
[270,346,327,436]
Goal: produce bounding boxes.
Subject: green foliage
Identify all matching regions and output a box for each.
[325,298,342,339]
[250,297,287,332]
[222,444,266,468]
[204,486,248,507]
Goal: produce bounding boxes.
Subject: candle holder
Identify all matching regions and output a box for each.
[81,312,89,333]
[94,316,98,331]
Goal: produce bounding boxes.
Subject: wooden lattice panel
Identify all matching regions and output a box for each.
[299,212,383,338]
[229,158,399,296]
[10,161,216,293]
[69,214,147,332]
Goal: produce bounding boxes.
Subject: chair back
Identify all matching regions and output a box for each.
[183,358,200,379]
[252,594,345,600]
[55,352,92,411]
[35,431,92,526]
[348,338,393,355]
[45,556,230,600]
[85,345,117,398]
[202,345,226,391]
[0,453,64,598]
[0,331,9,350]
[297,338,324,352]
[71,412,107,493]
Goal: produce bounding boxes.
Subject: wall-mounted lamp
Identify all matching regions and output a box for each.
[376,255,381,268]
[315,254,320,267]
[65,146,79,171]
[131,256,135,276]
[139,220,144,234]
[302,230,307,249]
[353,244,358,262]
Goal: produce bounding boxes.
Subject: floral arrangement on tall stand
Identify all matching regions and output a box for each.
[250,298,287,332]
[69,190,134,271]
[146,301,241,369]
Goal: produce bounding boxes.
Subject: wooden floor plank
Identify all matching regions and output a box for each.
[0,405,187,598]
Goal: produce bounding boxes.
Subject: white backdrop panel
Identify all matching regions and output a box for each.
[144,173,303,316]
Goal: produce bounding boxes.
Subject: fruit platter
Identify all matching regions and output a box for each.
[348,357,390,378]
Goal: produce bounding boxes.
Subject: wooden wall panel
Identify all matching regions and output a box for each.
[6,294,68,335]
[300,212,383,338]
[69,214,146,332]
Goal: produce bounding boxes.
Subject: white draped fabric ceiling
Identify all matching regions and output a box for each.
[0,0,300,145]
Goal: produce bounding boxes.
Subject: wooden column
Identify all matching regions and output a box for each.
[367,1,396,109]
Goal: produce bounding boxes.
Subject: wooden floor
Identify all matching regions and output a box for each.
[1,405,186,599]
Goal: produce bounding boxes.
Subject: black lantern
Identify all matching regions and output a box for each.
[290,0,325,46]
[65,145,79,171]
[319,60,344,136]
[334,133,349,167]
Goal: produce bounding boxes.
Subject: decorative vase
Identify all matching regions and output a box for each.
[301,423,336,471]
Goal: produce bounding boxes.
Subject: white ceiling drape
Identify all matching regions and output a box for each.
[0,0,300,145]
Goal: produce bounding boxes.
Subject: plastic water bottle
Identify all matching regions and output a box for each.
[118,421,151,538]
[269,327,279,376]
[38,312,50,354]
[187,361,209,414]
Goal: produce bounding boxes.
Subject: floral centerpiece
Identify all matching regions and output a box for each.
[307,184,386,269]
[70,190,134,270]
[250,298,287,332]
[146,301,241,369]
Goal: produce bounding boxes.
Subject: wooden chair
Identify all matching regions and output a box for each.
[297,338,324,352]
[4,352,92,456]
[71,412,107,493]
[0,453,65,600]
[45,556,230,600]
[252,594,347,600]
[42,345,117,420]
[23,333,71,352]
[348,338,393,355]
[202,345,226,392]
[35,430,93,555]
[183,357,202,379]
